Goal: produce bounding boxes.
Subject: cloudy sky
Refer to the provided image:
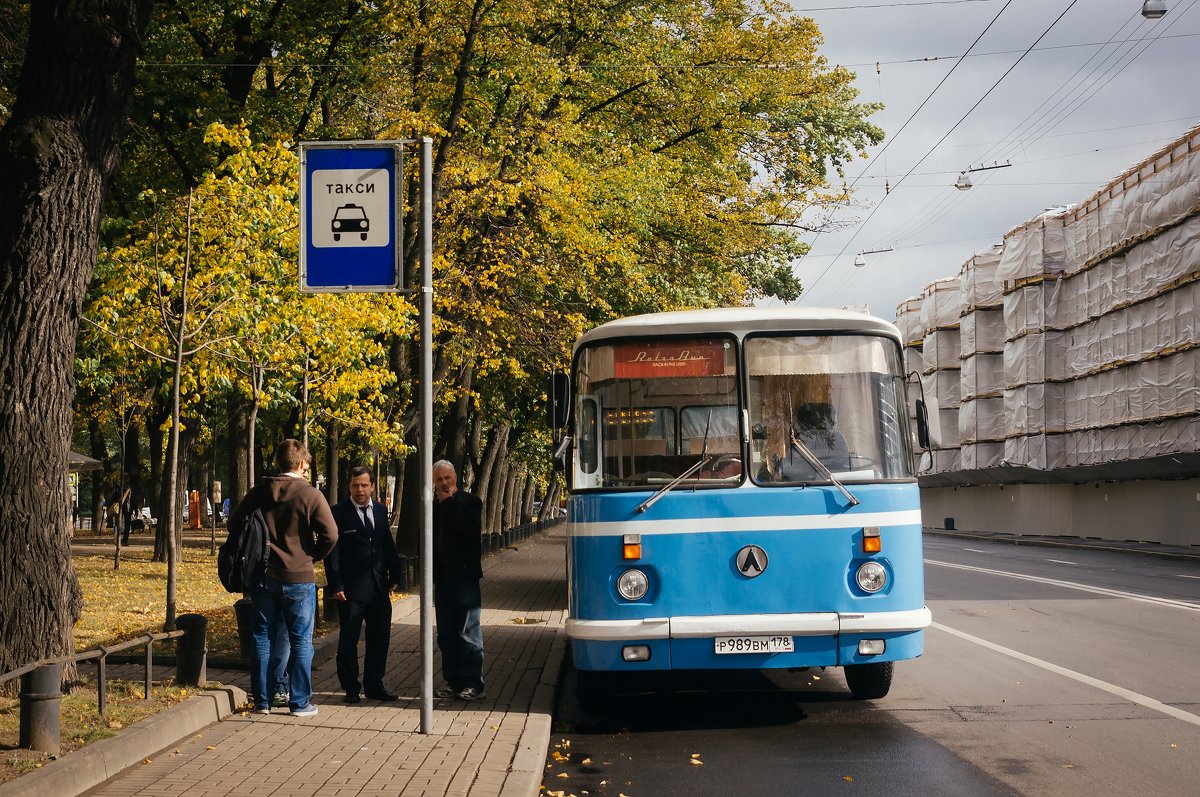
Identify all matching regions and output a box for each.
[770,0,1200,319]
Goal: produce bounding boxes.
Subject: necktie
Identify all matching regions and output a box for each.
[360,505,372,530]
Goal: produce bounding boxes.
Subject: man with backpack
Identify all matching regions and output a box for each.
[226,439,338,717]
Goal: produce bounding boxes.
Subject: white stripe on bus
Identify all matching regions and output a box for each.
[568,509,923,537]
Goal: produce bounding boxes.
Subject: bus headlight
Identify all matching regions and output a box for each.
[617,569,649,601]
[856,561,887,593]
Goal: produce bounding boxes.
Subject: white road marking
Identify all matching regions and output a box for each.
[926,559,1200,613]
[1177,574,1200,580]
[962,548,988,553]
[932,621,1200,728]
[1044,558,1077,565]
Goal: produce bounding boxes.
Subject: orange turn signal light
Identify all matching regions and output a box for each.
[623,534,642,560]
[862,527,882,553]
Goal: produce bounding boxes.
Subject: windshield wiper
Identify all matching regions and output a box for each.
[634,455,716,514]
[790,433,860,507]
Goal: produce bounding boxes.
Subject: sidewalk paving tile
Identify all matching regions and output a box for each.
[75,525,566,797]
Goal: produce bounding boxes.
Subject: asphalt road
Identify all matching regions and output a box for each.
[544,537,1200,796]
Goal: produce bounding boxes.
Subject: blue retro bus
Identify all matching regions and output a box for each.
[548,308,930,701]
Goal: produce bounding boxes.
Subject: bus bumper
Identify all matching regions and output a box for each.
[568,607,930,671]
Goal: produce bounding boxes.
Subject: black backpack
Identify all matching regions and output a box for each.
[218,507,270,593]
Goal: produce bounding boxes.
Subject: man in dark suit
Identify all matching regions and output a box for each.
[326,466,404,703]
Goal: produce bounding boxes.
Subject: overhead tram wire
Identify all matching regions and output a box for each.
[803,0,1083,306]
[890,0,1197,257]
[969,7,1156,171]
[994,0,1199,168]
[797,0,1018,304]
[876,6,1147,247]
[863,3,1194,258]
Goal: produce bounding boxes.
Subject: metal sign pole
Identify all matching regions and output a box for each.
[419,136,435,735]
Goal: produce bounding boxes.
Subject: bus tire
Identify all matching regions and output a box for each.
[576,667,613,713]
[844,661,893,700]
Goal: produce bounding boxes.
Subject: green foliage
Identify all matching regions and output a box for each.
[76,0,883,496]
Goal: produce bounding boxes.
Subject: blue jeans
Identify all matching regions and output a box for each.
[250,577,316,710]
[269,623,289,698]
[434,580,484,691]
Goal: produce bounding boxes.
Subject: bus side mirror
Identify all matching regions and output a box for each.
[547,371,571,429]
[553,435,572,474]
[915,399,931,450]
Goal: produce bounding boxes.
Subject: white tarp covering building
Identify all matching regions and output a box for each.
[902,124,1199,486]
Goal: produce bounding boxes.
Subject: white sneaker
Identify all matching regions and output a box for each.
[254,706,271,715]
[291,704,319,717]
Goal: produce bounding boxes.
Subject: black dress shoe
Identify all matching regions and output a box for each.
[343,692,361,703]
[365,690,399,702]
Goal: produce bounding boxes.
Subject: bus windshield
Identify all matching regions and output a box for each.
[574,337,741,488]
[746,334,913,483]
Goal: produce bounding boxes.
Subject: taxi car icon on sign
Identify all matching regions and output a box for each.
[332,203,369,241]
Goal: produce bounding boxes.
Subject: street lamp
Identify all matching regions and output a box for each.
[1142,1,1168,19]
[854,247,892,267]
[954,160,1012,190]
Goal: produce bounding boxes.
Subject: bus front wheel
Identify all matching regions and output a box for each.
[576,667,613,713]
[844,661,893,700]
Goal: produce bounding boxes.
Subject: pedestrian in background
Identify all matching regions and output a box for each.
[432,460,486,701]
[327,466,404,703]
[228,439,338,717]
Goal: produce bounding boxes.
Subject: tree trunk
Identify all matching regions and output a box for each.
[485,448,510,534]
[521,472,536,524]
[89,419,107,533]
[396,436,421,557]
[246,401,259,488]
[0,0,148,674]
[541,474,561,521]
[475,423,507,505]
[228,396,248,508]
[389,452,405,528]
[147,391,166,516]
[325,420,339,504]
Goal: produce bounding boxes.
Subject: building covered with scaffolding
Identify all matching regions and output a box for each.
[896,125,1199,546]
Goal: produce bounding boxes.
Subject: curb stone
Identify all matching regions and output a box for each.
[0,685,245,797]
[504,620,568,795]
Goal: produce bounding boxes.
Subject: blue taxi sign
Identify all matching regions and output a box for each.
[299,142,403,292]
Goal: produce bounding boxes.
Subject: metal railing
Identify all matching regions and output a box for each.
[0,613,208,753]
[482,514,565,555]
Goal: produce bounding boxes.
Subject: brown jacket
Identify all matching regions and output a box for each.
[230,475,338,584]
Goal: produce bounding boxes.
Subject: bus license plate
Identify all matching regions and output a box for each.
[714,635,794,655]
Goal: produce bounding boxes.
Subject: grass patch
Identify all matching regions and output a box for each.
[73,545,248,655]
[71,543,334,657]
[0,679,191,786]
[0,536,352,787]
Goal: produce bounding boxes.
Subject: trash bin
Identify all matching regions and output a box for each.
[234,597,255,659]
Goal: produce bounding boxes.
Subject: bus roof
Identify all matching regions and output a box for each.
[575,307,902,351]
